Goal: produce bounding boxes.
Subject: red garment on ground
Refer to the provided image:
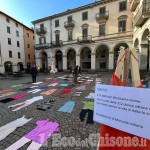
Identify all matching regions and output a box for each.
[99,73,150,150]
[61,89,71,93]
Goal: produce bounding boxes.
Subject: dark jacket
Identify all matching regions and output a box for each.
[31,67,37,76]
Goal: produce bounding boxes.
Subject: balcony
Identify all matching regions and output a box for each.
[133,2,150,26]
[77,35,94,44]
[64,20,75,30]
[34,43,50,50]
[35,27,47,35]
[51,40,63,47]
[95,11,109,23]
[130,0,140,11]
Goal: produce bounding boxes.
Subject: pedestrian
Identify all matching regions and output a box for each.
[37,66,40,75]
[70,66,72,73]
[30,64,38,83]
[74,66,78,83]
[78,66,81,74]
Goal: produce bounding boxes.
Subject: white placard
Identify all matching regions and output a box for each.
[94,84,150,140]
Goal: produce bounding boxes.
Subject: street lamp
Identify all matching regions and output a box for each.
[146,35,150,72]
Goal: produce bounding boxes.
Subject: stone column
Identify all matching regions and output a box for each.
[108,51,114,71]
[63,55,67,71]
[91,53,96,71]
[76,54,80,67]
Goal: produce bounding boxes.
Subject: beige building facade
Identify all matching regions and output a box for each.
[32,0,133,72]
[129,0,150,71]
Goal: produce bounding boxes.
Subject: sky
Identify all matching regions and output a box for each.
[0,0,97,28]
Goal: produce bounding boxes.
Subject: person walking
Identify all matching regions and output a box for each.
[78,66,81,74]
[73,66,78,83]
[30,64,38,83]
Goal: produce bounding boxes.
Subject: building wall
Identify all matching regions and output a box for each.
[23,27,35,68]
[0,13,25,73]
[33,0,133,72]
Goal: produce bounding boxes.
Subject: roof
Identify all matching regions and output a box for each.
[32,0,117,24]
[0,11,34,32]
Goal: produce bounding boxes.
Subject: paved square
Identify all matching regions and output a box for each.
[0,72,111,150]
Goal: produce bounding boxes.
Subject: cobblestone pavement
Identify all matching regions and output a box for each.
[0,72,112,150]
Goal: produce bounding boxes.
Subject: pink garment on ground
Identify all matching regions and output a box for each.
[12,94,27,100]
[25,120,59,144]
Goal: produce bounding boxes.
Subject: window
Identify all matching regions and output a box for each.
[118,18,126,32]
[82,12,88,21]
[99,23,106,36]
[8,38,11,45]
[27,44,30,48]
[82,28,88,37]
[99,7,106,14]
[100,49,106,58]
[40,23,44,29]
[16,30,19,37]
[55,20,59,27]
[68,30,73,41]
[119,1,127,11]
[9,51,12,58]
[28,54,30,59]
[27,33,29,38]
[6,17,9,23]
[17,41,20,47]
[68,16,72,22]
[55,34,60,43]
[7,26,10,33]
[39,37,46,44]
[18,52,21,59]
[16,23,18,27]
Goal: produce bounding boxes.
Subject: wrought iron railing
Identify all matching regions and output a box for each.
[51,40,63,47]
[95,11,109,20]
[64,20,75,28]
[77,35,93,42]
[35,27,47,35]
[34,43,50,50]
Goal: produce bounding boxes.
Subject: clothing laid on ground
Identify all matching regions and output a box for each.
[58,101,75,113]
[79,109,94,124]
[0,116,32,141]
[0,98,15,103]
[82,101,94,110]
[8,96,43,111]
[0,92,16,98]
[27,89,44,94]
[48,83,58,86]
[85,93,95,99]
[5,120,59,150]
[12,94,27,100]
[41,89,57,95]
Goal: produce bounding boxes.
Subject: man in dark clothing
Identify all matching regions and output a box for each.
[74,66,78,83]
[78,66,81,74]
[30,65,38,83]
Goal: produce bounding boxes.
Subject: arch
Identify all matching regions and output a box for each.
[54,30,60,33]
[117,15,128,20]
[4,61,13,73]
[78,45,92,55]
[81,23,89,28]
[94,43,110,53]
[80,47,91,70]
[41,52,48,70]
[17,62,24,71]
[67,49,76,69]
[95,45,109,70]
[55,50,63,72]
[134,38,139,48]
[65,47,76,55]
[141,28,150,44]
